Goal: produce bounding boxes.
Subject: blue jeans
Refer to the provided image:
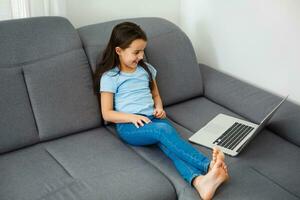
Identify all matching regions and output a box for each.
[115,115,210,185]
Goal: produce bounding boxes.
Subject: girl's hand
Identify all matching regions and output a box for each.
[129,114,152,128]
[153,108,166,119]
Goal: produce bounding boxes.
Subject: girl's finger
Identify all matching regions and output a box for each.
[158,111,164,118]
[142,117,151,124]
[134,122,139,128]
[137,119,144,127]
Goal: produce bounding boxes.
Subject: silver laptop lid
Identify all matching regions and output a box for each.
[256,95,288,133]
[236,95,288,153]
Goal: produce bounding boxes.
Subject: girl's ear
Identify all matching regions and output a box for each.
[115,47,122,55]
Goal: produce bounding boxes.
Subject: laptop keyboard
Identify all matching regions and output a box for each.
[213,122,254,150]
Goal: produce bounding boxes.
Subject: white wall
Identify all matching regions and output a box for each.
[29,0,66,17]
[180,0,300,105]
[65,0,180,28]
[0,0,12,20]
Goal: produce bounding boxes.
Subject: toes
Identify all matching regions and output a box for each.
[213,147,220,155]
[213,147,222,158]
[212,147,219,158]
[214,146,221,153]
[222,163,229,174]
[223,165,227,173]
[211,148,218,166]
[212,155,217,162]
[209,161,214,172]
[214,147,225,162]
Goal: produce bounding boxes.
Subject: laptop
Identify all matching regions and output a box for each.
[189,95,288,156]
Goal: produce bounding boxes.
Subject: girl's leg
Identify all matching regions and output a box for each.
[158,143,203,185]
[116,119,229,200]
[116,118,210,174]
[152,118,210,173]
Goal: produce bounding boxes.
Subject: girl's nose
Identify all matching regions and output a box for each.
[138,54,143,60]
[138,51,144,60]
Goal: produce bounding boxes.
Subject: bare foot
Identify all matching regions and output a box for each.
[209,147,225,171]
[193,160,229,200]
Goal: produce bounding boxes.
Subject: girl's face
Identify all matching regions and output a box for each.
[116,39,147,72]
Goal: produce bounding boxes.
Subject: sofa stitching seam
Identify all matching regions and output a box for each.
[0,47,83,68]
[21,67,40,139]
[44,148,74,179]
[81,29,179,49]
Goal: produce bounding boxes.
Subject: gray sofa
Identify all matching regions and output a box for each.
[0,16,299,200]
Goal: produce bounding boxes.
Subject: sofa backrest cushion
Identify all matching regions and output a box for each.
[0,67,38,153]
[0,17,101,153]
[78,17,203,106]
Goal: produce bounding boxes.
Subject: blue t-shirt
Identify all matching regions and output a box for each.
[100,63,157,116]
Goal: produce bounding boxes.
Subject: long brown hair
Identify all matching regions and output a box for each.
[94,22,153,93]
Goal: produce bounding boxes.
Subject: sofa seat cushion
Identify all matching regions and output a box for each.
[165,97,245,133]
[0,128,176,200]
[165,96,300,199]
[237,129,300,198]
[0,145,86,200]
[214,163,299,200]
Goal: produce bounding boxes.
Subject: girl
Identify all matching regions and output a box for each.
[95,22,229,200]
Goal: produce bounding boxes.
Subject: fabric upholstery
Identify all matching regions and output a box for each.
[0,128,176,200]
[0,67,39,154]
[165,97,244,132]
[214,163,299,200]
[23,49,100,141]
[0,145,79,200]
[0,17,81,67]
[44,128,176,200]
[237,129,300,198]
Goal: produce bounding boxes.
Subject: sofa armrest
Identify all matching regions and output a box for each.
[200,63,300,146]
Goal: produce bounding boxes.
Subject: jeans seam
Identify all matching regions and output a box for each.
[159,143,201,185]
[160,131,209,173]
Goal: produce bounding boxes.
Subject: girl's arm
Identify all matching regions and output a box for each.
[151,79,163,109]
[100,92,151,127]
[151,79,166,118]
